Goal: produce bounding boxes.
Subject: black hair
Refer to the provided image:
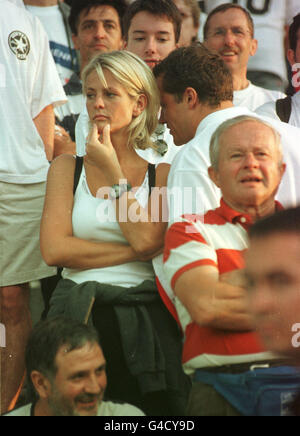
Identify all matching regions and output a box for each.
[69,0,128,36]
[289,13,300,52]
[25,317,99,402]
[153,43,233,107]
[123,0,182,43]
[249,207,300,240]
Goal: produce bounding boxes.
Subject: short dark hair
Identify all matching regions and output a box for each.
[203,3,255,40]
[249,207,300,241]
[25,317,99,402]
[123,0,182,43]
[289,13,300,52]
[69,0,128,36]
[153,43,233,107]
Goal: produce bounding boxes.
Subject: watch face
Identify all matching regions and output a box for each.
[110,184,132,200]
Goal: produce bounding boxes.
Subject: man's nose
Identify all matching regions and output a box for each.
[224,30,235,46]
[94,22,106,39]
[145,37,157,55]
[84,374,102,395]
[244,153,259,168]
[158,108,166,124]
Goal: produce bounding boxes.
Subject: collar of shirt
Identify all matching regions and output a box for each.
[195,106,253,137]
[216,198,284,232]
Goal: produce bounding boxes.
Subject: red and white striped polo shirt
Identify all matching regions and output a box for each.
[163,199,281,375]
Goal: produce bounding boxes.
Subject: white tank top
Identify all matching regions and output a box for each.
[62,165,155,287]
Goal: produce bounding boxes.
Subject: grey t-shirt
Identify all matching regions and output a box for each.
[5,401,145,416]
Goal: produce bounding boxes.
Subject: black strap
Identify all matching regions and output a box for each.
[148,163,156,197]
[276,96,292,123]
[73,156,84,195]
[73,157,156,197]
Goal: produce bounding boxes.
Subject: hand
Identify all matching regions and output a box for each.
[54,125,76,158]
[219,269,247,289]
[85,124,122,180]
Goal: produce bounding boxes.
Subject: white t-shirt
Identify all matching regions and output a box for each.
[5,401,145,416]
[25,4,78,86]
[204,0,300,83]
[256,91,300,128]
[75,106,181,165]
[0,0,66,184]
[198,11,208,42]
[7,0,25,7]
[234,81,286,111]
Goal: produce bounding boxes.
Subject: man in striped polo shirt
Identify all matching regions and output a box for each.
[163,115,288,416]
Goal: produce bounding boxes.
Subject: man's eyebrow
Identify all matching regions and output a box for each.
[132,30,171,35]
[81,18,118,26]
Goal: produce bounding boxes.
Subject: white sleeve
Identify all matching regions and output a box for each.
[255,101,280,121]
[75,106,90,156]
[167,168,221,223]
[30,16,66,119]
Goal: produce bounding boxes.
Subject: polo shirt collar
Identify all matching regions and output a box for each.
[217,198,284,231]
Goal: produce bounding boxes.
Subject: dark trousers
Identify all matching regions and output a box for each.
[92,300,191,416]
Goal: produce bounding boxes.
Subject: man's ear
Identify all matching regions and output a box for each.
[208,165,220,188]
[183,87,198,108]
[31,371,52,400]
[118,38,125,50]
[133,94,147,117]
[250,38,258,57]
[287,48,296,67]
[72,34,80,51]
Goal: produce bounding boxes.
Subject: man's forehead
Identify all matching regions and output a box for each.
[222,120,275,138]
[80,5,120,24]
[56,342,105,371]
[247,233,300,271]
[207,9,252,32]
[130,11,175,34]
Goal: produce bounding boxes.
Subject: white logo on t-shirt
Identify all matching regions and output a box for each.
[8,31,30,60]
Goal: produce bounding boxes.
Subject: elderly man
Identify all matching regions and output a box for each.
[5,317,145,416]
[163,115,299,416]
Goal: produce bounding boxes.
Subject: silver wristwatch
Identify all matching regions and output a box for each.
[110,183,132,200]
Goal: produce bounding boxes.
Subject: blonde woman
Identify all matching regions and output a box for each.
[40,50,190,416]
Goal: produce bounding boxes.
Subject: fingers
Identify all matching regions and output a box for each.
[102,123,111,146]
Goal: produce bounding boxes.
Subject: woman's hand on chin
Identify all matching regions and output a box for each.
[85,123,122,182]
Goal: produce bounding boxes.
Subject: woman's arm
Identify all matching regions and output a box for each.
[85,124,170,258]
[40,154,139,269]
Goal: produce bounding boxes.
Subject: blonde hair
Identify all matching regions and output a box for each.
[82,50,160,151]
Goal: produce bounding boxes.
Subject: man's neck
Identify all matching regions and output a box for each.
[225,198,277,222]
[24,0,58,6]
[198,101,234,125]
[34,399,52,416]
[232,71,250,92]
